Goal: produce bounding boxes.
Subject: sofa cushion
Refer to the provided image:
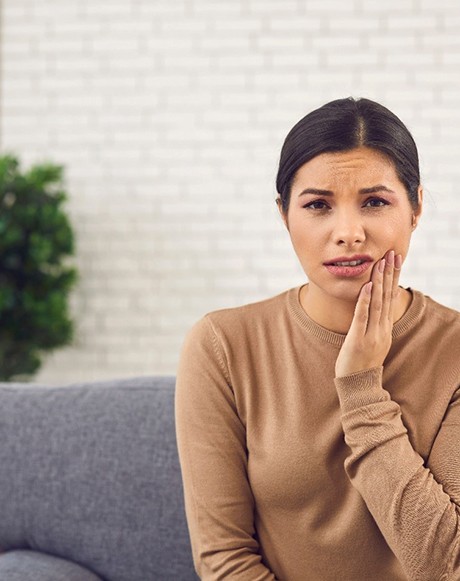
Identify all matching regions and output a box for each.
[0,550,102,581]
[0,376,197,581]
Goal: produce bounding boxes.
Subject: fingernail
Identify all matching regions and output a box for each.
[395,254,402,269]
[388,250,395,266]
[379,259,386,273]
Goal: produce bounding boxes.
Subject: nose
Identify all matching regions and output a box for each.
[333,210,365,246]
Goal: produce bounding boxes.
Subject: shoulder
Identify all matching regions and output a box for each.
[422,292,460,335]
[204,287,291,335]
[186,287,292,345]
[413,290,460,380]
[178,289,292,381]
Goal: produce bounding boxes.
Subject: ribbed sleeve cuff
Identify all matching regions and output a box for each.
[334,366,390,413]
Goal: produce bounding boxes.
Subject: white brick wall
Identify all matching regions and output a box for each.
[1,0,459,383]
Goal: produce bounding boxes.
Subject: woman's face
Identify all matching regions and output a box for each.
[278,146,423,303]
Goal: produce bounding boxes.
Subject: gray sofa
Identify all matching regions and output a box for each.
[0,376,198,581]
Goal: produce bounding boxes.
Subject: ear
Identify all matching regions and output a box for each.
[412,185,423,229]
[276,197,289,231]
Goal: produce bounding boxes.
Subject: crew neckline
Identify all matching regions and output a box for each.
[288,284,425,347]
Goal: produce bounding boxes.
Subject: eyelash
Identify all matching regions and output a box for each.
[302,197,390,211]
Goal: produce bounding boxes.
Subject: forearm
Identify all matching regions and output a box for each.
[192,544,277,581]
[335,367,460,580]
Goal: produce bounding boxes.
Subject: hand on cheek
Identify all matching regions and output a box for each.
[335,250,402,378]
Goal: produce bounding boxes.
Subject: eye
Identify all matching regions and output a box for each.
[365,197,389,208]
[302,197,390,211]
[303,200,329,210]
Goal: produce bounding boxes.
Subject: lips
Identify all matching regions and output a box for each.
[324,261,372,278]
[324,254,373,266]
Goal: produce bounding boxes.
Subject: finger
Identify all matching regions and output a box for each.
[381,250,395,322]
[367,257,385,333]
[350,281,373,337]
[393,253,403,304]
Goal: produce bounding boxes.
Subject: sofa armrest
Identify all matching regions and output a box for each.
[0,550,103,581]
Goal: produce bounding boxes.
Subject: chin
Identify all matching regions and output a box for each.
[330,282,364,298]
[317,275,369,300]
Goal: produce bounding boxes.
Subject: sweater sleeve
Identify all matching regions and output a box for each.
[175,315,277,581]
[334,366,460,581]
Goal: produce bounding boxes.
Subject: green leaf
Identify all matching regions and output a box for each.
[0,154,78,381]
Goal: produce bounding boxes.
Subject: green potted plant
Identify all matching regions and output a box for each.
[0,154,79,381]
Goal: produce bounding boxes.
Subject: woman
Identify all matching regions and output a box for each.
[175,97,460,580]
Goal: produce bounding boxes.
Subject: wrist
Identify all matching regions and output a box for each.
[334,366,387,413]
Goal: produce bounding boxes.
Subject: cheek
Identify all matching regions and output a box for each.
[396,235,412,259]
[289,223,316,251]
[385,215,413,243]
[377,217,414,262]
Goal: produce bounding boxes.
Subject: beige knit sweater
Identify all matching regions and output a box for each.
[175,285,460,580]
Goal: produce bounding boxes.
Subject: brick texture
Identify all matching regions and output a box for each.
[1,0,459,382]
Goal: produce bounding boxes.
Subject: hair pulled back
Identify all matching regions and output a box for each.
[276,97,420,214]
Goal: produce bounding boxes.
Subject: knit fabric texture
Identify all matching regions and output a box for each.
[175,285,460,580]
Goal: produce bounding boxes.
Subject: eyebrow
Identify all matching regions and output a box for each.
[297,185,396,197]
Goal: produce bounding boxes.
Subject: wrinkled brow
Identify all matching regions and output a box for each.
[297,185,396,197]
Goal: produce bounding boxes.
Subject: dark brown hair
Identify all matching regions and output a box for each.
[276,97,420,214]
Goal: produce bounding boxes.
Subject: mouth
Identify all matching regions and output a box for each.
[327,259,368,267]
[324,261,373,278]
[324,255,373,267]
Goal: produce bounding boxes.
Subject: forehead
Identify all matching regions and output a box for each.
[293,147,401,187]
